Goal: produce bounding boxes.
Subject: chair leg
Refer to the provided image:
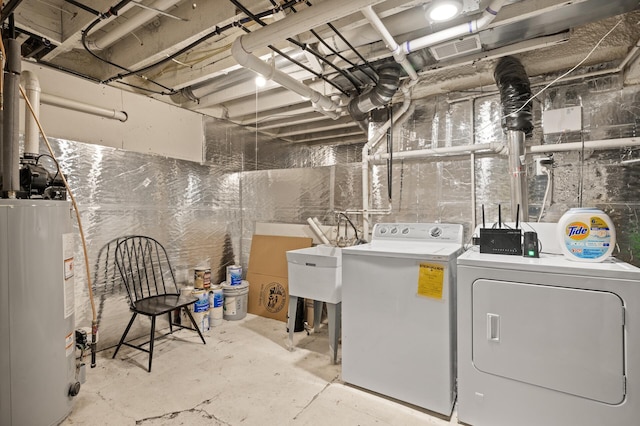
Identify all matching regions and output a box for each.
[167,312,173,334]
[112,312,138,359]
[148,316,156,373]
[184,307,206,344]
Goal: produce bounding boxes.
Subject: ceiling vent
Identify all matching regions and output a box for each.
[429,34,482,61]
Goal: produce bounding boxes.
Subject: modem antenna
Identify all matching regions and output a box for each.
[498,204,502,228]
[515,204,520,229]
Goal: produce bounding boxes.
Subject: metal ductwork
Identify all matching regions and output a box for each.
[494,55,532,222]
[494,56,534,135]
[348,64,401,129]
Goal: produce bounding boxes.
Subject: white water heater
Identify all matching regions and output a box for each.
[0,200,76,425]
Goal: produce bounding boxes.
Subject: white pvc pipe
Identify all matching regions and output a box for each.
[40,93,128,122]
[231,38,339,112]
[361,6,418,81]
[402,0,506,54]
[529,137,640,153]
[21,70,41,155]
[312,217,332,244]
[92,0,182,49]
[370,142,502,161]
[307,217,331,245]
[367,137,640,162]
[240,0,387,53]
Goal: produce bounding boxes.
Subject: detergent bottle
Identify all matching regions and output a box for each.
[557,208,615,262]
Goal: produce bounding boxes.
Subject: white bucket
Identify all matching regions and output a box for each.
[190,288,210,332]
[208,285,224,327]
[222,280,249,321]
[226,265,243,286]
[558,208,616,262]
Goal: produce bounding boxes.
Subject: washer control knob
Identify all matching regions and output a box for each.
[401,227,410,235]
[390,227,398,234]
[429,227,442,238]
[379,227,388,234]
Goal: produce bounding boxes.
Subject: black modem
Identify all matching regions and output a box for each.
[479,204,523,255]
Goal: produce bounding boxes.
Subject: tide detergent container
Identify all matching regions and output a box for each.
[558,208,615,262]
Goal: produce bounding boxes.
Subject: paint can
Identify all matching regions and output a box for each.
[226,265,242,286]
[208,285,224,327]
[222,280,249,321]
[191,288,210,332]
[194,268,211,289]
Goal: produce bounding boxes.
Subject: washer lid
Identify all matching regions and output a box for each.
[342,240,463,260]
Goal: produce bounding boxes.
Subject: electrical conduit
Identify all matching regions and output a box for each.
[91,0,182,50]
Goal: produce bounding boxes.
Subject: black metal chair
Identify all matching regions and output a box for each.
[112,236,205,372]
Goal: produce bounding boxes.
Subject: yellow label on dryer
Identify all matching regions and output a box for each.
[418,262,444,299]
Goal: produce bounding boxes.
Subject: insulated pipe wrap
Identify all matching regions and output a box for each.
[348,64,400,122]
[494,56,533,135]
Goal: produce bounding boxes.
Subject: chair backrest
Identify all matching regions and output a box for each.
[115,236,179,305]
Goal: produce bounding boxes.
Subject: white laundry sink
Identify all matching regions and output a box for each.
[286,245,342,303]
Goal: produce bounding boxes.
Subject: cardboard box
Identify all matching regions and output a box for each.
[246,235,312,322]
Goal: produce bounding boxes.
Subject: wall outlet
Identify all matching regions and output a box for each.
[535,156,553,175]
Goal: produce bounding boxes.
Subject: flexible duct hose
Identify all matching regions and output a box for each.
[348,64,401,125]
[494,56,533,136]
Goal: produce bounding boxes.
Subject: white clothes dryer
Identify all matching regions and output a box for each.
[457,222,640,426]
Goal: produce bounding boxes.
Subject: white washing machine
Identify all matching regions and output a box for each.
[457,222,640,426]
[341,222,464,416]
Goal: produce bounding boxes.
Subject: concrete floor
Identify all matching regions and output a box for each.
[63,314,458,425]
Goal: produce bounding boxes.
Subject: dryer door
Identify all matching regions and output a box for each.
[472,279,625,404]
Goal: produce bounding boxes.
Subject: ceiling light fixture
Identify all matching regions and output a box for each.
[426,0,462,22]
[255,75,267,87]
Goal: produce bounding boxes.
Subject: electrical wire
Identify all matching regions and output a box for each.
[338,212,360,242]
[473,17,625,139]
[271,0,368,88]
[235,23,348,96]
[18,83,97,324]
[507,18,624,120]
[537,168,552,222]
[302,0,378,83]
[5,23,98,363]
[229,0,361,93]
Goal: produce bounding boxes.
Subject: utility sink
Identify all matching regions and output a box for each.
[286,245,342,303]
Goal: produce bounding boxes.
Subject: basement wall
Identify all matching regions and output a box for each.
[24,69,640,350]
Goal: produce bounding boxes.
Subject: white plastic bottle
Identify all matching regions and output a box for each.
[557,208,615,262]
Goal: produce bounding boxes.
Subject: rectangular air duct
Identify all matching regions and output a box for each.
[429,34,482,61]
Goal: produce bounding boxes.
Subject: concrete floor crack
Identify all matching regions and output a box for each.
[292,374,340,420]
[135,398,231,425]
